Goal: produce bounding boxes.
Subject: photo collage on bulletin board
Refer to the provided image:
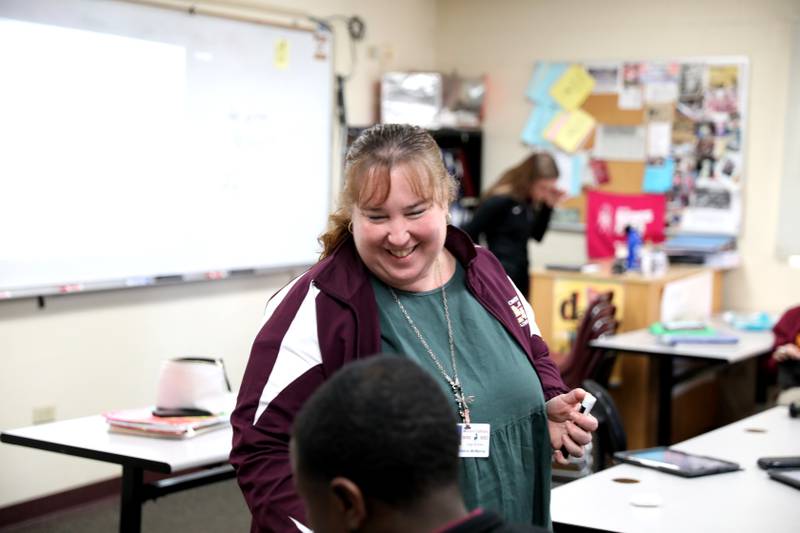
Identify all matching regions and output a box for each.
[521,58,748,237]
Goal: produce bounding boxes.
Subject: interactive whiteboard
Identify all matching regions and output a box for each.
[0,0,333,299]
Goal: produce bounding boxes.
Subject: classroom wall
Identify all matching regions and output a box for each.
[3,0,799,511]
[436,0,800,315]
[0,0,438,509]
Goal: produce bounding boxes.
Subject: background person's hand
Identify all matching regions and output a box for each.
[546,388,599,465]
[773,343,800,362]
[543,187,566,208]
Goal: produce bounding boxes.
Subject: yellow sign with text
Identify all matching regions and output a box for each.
[551,279,625,355]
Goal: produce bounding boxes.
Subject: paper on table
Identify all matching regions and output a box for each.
[660,271,713,323]
[550,64,595,110]
[103,407,230,439]
[593,124,646,161]
[647,121,672,158]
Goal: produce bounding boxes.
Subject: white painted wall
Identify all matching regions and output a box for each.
[436,0,800,313]
[0,0,438,508]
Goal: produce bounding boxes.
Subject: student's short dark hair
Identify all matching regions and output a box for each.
[292,355,460,506]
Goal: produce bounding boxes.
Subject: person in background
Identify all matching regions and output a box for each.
[291,355,550,533]
[463,152,564,298]
[230,124,596,532]
[772,305,800,398]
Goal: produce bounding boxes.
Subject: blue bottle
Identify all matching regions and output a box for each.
[625,225,642,271]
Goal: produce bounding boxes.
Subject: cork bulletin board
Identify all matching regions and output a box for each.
[522,58,748,236]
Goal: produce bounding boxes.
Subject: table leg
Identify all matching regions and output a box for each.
[657,356,674,445]
[120,466,143,533]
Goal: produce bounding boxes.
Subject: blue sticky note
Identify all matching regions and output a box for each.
[521,105,558,147]
[526,62,568,107]
[570,154,587,197]
[643,157,675,193]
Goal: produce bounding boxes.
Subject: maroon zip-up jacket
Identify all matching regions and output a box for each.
[230,226,568,532]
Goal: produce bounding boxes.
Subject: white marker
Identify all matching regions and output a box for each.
[560,392,597,459]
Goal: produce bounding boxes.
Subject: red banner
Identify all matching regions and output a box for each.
[586,191,666,259]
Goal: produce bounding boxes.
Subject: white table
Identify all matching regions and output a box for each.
[590,321,774,444]
[1,415,234,533]
[552,406,800,533]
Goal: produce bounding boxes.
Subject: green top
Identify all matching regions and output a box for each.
[370,263,552,527]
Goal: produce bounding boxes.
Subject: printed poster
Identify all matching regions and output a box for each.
[618,62,643,109]
[586,190,666,259]
[586,62,621,94]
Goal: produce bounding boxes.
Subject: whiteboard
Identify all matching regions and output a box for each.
[0,0,333,298]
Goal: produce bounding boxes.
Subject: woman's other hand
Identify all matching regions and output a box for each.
[546,388,599,464]
[773,343,800,362]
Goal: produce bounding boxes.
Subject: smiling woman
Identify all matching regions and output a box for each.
[351,163,452,293]
[229,124,598,533]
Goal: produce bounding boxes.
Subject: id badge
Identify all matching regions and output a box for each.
[458,423,491,458]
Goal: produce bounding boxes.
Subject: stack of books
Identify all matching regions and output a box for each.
[103,408,229,439]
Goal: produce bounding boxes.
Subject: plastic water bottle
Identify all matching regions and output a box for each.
[625,226,642,271]
[653,246,669,276]
[640,242,655,276]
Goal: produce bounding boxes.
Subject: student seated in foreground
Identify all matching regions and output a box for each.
[290,356,549,533]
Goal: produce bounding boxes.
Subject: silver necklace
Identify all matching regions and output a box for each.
[389,261,474,424]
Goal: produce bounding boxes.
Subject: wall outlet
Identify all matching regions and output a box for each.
[32,406,56,425]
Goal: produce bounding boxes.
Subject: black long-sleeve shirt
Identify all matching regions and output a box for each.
[462,195,552,298]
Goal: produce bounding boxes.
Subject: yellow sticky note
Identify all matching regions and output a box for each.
[551,109,595,153]
[274,38,290,70]
[550,64,595,110]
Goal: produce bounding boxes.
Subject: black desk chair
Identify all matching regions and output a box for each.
[582,378,627,470]
[551,379,627,483]
[558,293,619,389]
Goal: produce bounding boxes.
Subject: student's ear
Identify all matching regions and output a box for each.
[329,477,366,531]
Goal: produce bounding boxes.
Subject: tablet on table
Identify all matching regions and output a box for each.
[768,468,800,490]
[613,447,741,478]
